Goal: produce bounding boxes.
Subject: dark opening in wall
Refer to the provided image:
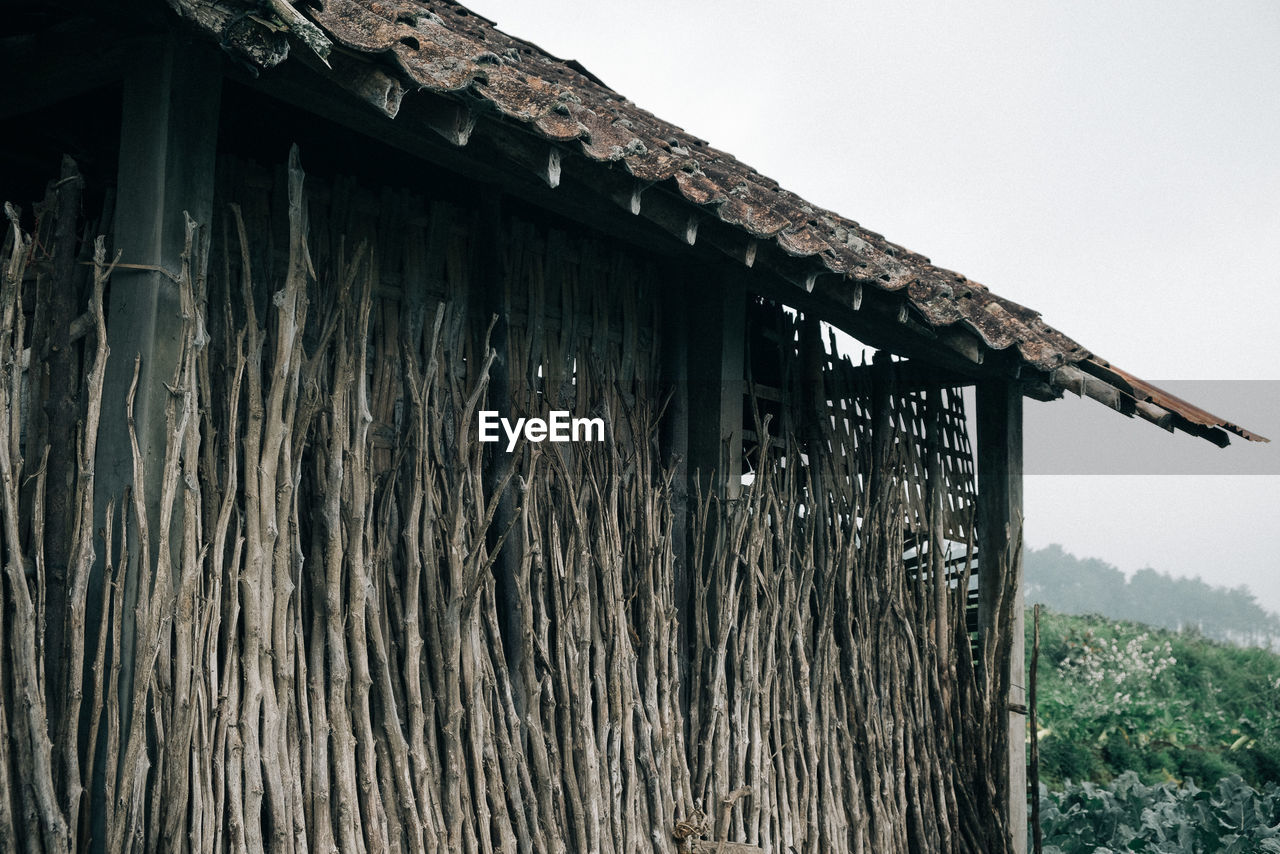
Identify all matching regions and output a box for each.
[0,84,122,235]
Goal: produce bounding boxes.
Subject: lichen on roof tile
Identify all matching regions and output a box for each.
[161,0,1262,442]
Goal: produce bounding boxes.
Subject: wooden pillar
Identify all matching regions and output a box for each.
[91,32,221,846]
[682,273,744,779]
[660,276,691,718]
[476,190,526,706]
[977,381,1026,854]
[685,276,745,499]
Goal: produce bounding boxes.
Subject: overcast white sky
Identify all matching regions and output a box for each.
[467,0,1280,612]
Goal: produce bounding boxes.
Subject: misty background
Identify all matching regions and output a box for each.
[465,0,1280,614]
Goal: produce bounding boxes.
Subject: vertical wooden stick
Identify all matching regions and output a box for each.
[1030,604,1042,854]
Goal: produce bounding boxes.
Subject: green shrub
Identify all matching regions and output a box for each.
[1029,609,1280,788]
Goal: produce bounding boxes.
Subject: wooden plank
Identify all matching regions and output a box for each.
[976,380,1026,854]
[690,841,765,854]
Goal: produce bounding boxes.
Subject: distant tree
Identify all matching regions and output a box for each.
[1024,545,1280,649]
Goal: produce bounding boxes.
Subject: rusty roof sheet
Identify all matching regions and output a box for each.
[1083,358,1268,444]
[169,0,1266,445]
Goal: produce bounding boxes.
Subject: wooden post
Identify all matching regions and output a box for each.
[476,190,526,706]
[660,275,691,717]
[92,32,221,847]
[682,273,744,808]
[1030,603,1043,854]
[685,276,745,500]
[977,380,1026,854]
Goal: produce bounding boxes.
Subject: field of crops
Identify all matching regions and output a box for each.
[1039,773,1280,852]
[1030,610,1280,851]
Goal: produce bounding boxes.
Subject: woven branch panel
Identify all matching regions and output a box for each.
[0,153,1016,853]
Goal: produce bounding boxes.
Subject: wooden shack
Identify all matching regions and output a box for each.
[0,2,1264,853]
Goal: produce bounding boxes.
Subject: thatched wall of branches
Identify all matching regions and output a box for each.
[0,151,1017,853]
[691,306,1017,853]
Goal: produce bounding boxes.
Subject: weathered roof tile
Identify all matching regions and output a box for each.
[164,0,1264,443]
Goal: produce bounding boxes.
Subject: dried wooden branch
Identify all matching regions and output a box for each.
[1,157,1015,853]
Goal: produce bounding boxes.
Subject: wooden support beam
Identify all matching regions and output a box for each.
[751,237,828,293]
[683,213,699,245]
[611,179,646,215]
[476,191,526,708]
[414,97,477,147]
[546,147,562,188]
[91,32,222,844]
[764,270,998,379]
[1050,364,1126,411]
[263,0,333,63]
[1135,400,1176,432]
[624,183,700,246]
[686,274,746,500]
[842,359,972,394]
[976,381,1026,854]
[682,273,744,805]
[323,50,407,118]
[674,207,755,265]
[165,0,288,69]
[660,274,692,736]
[938,324,984,364]
[484,126,563,188]
[1052,363,1231,445]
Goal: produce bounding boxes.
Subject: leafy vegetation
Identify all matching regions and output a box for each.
[1025,544,1280,649]
[1031,610,1280,788]
[1024,549,1280,848]
[1039,772,1280,853]
[1030,609,1280,850]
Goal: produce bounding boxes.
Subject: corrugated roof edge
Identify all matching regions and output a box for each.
[166,0,1267,445]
